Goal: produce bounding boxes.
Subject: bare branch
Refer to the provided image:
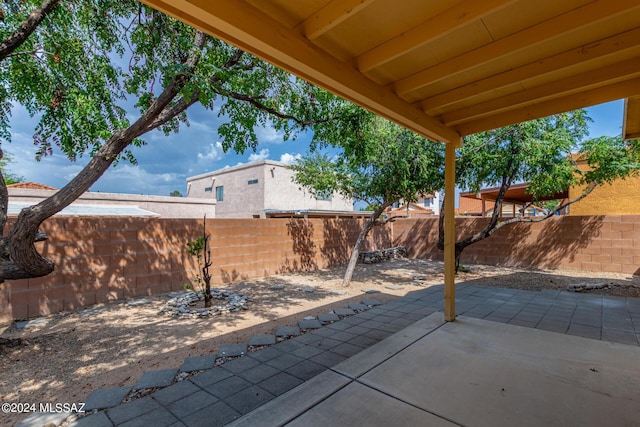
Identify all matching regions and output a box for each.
[0,0,60,61]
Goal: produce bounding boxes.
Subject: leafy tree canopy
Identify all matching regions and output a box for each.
[0,0,350,281]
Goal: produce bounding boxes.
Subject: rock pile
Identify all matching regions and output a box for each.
[358,246,407,264]
[567,282,640,292]
[159,290,249,318]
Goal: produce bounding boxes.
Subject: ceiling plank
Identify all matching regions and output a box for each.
[455,77,640,136]
[623,96,640,140]
[299,0,376,40]
[139,0,460,143]
[440,58,640,126]
[420,27,640,113]
[356,0,515,73]
[394,0,638,96]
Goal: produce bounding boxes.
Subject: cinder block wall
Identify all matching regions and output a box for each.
[393,215,640,275]
[0,217,391,322]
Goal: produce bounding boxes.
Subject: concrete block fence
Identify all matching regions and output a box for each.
[2,214,639,322]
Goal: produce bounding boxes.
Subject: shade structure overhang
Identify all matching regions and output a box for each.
[139,0,640,144]
[137,0,640,321]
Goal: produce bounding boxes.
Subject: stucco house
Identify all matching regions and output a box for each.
[186,160,354,218]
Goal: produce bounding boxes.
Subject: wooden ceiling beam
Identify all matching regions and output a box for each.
[623,96,640,140]
[440,58,640,126]
[455,77,640,136]
[139,0,460,143]
[420,27,640,113]
[356,0,514,73]
[299,0,376,40]
[395,0,638,96]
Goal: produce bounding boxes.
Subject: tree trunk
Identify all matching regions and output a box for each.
[0,31,208,283]
[342,202,392,287]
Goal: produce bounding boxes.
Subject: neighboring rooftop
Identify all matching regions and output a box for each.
[7,181,57,190]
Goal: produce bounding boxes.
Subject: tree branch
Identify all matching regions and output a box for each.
[0,0,60,61]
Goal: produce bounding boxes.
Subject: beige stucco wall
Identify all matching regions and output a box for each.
[187,160,353,218]
[8,189,215,218]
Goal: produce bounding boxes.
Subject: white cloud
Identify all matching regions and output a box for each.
[197,142,224,161]
[279,153,302,164]
[256,124,284,144]
[248,148,270,162]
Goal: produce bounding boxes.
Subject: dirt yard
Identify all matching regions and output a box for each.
[1,259,639,426]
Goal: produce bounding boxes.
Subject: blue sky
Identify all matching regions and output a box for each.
[4,99,626,196]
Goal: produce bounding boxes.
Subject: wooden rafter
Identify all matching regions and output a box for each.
[298,0,376,40]
[624,96,640,140]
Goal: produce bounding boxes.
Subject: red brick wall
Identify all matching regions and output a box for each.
[393,215,640,276]
[0,217,391,323]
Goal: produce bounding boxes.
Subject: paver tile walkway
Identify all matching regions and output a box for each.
[63,283,639,427]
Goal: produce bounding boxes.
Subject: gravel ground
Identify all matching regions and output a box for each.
[1,258,638,426]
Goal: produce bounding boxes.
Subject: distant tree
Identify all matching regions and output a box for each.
[438,110,640,271]
[0,151,23,185]
[292,110,444,286]
[0,0,348,282]
[169,190,183,197]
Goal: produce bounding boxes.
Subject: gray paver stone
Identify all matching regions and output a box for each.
[106,396,161,425]
[248,334,276,346]
[333,308,356,316]
[258,372,304,396]
[152,380,200,405]
[182,401,240,427]
[69,411,113,427]
[317,313,340,322]
[275,326,301,337]
[84,386,132,410]
[298,319,322,329]
[362,299,383,306]
[181,355,216,372]
[118,406,179,427]
[348,303,369,311]
[167,390,219,419]
[226,385,276,414]
[218,343,248,358]
[133,368,178,390]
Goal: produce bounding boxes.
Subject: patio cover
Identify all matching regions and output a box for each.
[138,0,640,320]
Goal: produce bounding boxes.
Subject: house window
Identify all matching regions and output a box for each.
[423,198,433,207]
[316,190,332,201]
[248,179,258,185]
[204,186,212,192]
[215,186,224,201]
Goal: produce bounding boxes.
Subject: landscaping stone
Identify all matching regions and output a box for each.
[385,285,404,290]
[317,313,340,322]
[181,355,216,372]
[275,326,301,337]
[330,290,347,295]
[217,343,248,358]
[248,334,276,346]
[84,386,132,410]
[268,285,285,291]
[298,286,316,293]
[14,318,48,329]
[348,303,369,311]
[78,307,105,317]
[127,298,152,306]
[333,308,356,316]
[298,319,322,329]
[16,412,70,427]
[159,290,249,318]
[133,368,178,390]
[362,289,381,294]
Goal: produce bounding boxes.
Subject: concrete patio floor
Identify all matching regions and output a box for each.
[230,312,640,426]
